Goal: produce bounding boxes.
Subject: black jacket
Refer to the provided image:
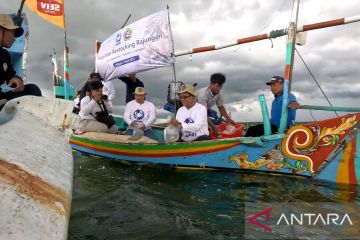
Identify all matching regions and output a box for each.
[119,76,144,103]
[0,47,21,85]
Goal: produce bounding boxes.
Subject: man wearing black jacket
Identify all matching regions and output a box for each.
[119,73,144,103]
[0,14,41,109]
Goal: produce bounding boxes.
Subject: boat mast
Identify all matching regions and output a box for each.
[167,5,178,114]
[278,0,300,133]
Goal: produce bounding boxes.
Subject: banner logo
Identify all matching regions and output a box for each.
[124,28,132,41]
[37,0,63,16]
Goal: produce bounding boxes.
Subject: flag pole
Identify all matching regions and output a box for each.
[63,0,69,100]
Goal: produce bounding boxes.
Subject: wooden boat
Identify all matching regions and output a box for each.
[70,1,360,185]
[0,8,74,240]
[0,96,74,240]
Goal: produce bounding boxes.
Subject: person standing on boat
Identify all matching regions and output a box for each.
[196,73,235,136]
[246,76,299,137]
[119,73,144,103]
[0,14,41,109]
[78,80,117,134]
[123,87,158,140]
[170,84,210,141]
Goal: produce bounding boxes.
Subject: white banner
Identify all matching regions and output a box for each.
[96,9,174,81]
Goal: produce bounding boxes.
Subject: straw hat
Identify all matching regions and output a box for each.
[0,14,23,37]
[133,87,147,95]
[178,84,196,96]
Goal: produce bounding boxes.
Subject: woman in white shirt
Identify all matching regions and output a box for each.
[78,80,117,134]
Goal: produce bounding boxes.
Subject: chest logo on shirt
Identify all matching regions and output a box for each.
[3,63,8,72]
[184,117,194,124]
[133,109,144,120]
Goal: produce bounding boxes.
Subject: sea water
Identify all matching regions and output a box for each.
[68,151,360,239]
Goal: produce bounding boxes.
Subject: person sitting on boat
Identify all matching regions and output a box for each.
[246,76,299,137]
[170,84,210,141]
[78,80,117,134]
[74,72,114,113]
[0,14,41,110]
[123,87,158,140]
[196,73,235,136]
[119,73,144,103]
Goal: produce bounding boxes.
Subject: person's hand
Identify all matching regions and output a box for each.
[169,118,180,127]
[289,102,300,110]
[130,121,138,128]
[138,123,145,131]
[8,77,24,92]
[91,92,102,102]
[213,126,220,136]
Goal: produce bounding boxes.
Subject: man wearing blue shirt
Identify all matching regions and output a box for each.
[246,76,299,137]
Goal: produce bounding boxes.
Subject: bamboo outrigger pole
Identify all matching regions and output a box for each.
[174,14,360,57]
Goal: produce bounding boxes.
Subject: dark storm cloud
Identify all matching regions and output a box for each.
[2,0,360,119]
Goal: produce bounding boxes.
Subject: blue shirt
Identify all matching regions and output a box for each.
[270,93,297,129]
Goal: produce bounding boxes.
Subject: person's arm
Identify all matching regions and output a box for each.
[143,103,156,129]
[1,49,24,92]
[80,96,97,116]
[103,81,116,100]
[207,117,219,135]
[218,105,235,124]
[123,102,133,125]
[119,76,129,83]
[138,80,144,87]
[288,95,299,109]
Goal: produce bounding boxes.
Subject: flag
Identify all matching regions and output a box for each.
[96,9,175,81]
[25,0,65,29]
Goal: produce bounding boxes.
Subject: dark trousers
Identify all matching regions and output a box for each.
[3,83,42,100]
[0,84,42,111]
[245,124,278,137]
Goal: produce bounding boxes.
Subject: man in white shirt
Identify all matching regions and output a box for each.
[170,85,210,141]
[123,87,158,141]
[197,73,235,136]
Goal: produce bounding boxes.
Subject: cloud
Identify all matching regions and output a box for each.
[2,0,360,121]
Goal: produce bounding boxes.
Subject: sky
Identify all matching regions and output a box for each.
[2,0,360,122]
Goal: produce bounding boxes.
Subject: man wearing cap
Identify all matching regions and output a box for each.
[197,73,236,136]
[170,84,210,141]
[78,80,117,134]
[123,87,158,140]
[0,14,41,109]
[246,76,299,137]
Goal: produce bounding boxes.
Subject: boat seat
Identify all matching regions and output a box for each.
[73,131,159,144]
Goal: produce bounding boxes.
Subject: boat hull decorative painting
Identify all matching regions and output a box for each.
[69,113,360,185]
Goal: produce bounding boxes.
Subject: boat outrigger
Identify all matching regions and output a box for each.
[69,1,360,185]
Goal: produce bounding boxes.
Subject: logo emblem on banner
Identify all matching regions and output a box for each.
[124,28,132,41]
[115,33,122,46]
